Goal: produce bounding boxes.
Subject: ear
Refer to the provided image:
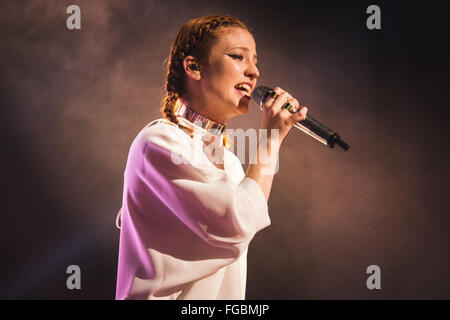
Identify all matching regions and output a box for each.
[183,55,202,80]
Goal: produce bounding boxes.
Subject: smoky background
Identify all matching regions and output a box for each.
[0,0,449,299]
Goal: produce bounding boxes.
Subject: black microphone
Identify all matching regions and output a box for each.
[252,86,350,151]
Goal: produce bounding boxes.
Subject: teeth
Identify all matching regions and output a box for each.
[235,83,251,95]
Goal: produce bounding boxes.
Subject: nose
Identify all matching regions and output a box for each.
[245,60,260,81]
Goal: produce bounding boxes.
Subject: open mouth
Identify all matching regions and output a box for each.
[234,83,251,98]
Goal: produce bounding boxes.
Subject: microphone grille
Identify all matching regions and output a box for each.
[251,86,273,106]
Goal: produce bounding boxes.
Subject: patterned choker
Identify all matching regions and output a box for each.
[174,101,227,136]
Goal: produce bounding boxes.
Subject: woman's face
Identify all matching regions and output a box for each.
[199,27,259,122]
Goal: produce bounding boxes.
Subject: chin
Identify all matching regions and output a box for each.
[236,96,251,114]
[237,105,249,114]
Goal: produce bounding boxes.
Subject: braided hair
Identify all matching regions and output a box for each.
[160,14,253,146]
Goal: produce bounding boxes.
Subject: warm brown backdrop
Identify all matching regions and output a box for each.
[1,0,449,299]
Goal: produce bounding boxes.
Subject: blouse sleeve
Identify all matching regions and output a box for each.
[120,121,270,291]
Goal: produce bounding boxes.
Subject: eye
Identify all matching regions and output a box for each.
[227,54,243,60]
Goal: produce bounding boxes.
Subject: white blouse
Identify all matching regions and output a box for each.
[115,118,271,300]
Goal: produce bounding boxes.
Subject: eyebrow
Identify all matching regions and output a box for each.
[229,47,258,62]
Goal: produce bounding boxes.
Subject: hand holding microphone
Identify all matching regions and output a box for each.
[258,87,309,148]
[252,86,350,151]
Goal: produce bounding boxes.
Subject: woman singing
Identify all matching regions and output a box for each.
[115,14,308,300]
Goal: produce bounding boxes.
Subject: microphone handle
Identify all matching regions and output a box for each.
[295,115,350,151]
[255,88,350,151]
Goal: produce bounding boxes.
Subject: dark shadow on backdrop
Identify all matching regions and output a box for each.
[0,0,449,299]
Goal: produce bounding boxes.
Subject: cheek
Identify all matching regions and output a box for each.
[214,61,242,82]
[218,64,244,95]
[226,62,243,78]
[204,61,244,99]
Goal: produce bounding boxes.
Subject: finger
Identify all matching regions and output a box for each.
[279,96,298,116]
[271,91,291,114]
[291,105,308,123]
[262,87,283,110]
[290,98,300,110]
